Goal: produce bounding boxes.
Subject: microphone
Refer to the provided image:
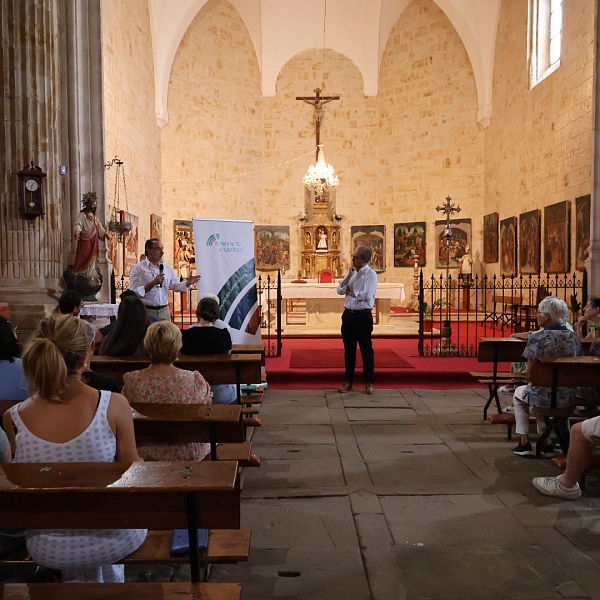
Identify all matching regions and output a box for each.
[158,263,164,287]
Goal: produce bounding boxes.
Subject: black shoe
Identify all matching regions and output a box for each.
[538,444,555,458]
[338,381,353,393]
[513,442,533,456]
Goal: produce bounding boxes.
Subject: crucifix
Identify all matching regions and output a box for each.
[296,87,340,161]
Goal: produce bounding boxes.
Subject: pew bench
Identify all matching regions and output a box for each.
[0,461,241,584]
[0,582,242,599]
[90,353,262,403]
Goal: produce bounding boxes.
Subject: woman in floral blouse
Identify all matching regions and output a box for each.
[511,297,582,458]
[122,321,212,461]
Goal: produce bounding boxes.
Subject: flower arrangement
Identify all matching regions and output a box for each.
[297,213,308,223]
[332,212,344,222]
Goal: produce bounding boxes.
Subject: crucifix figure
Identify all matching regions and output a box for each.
[296,88,340,161]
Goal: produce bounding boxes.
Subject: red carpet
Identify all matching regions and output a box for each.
[264,337,504,390]
[290,348,414,369]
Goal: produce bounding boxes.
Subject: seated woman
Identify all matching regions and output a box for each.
[122,321,212,461]
[574,297,600,341]
[80,320,120,392]
[0,316,28,401]
[98,296,150,356]
[180,297,236,404]
[2,315,146,582]
[512,297,582,457]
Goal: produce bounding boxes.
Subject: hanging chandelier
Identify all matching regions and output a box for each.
[302,145,339,200]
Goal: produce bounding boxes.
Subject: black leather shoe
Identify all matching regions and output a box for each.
[338,381,353,393]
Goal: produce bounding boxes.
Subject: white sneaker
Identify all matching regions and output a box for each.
[499,385,515,394]
[502,406,515,413]
[532,476,581,500]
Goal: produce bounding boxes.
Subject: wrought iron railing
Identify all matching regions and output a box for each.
[418,271,587,357]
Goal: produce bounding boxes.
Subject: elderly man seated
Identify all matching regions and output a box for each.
[511,297,582,458]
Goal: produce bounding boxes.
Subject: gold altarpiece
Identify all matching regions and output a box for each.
[299,189,342,278]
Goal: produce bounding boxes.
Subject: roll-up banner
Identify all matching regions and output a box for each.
[192,219,261,344]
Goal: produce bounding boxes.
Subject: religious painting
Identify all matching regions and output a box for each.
[150,213,162,240]
[434,219,471,269]
[174,220,196,278]
[519,209,541,274]
[500,216,517,276]
[393,222,426,267]
[575,194,591,271]
[351,225,385,273]
[254,226,290,271]
[122,212,139,277]
[544,201,570,273]
[483,212,499,263]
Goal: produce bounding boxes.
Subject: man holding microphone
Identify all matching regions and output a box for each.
[129,238,200,321]
[336,246,378,394]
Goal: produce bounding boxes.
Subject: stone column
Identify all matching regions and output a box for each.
[0,0,65,328]
[589,0,600,296]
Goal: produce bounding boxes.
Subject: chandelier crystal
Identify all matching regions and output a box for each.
[302,146,339,199]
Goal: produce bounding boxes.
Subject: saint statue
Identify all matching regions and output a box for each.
[73,192,107,281]
[458,245,472,281]
[317,228,328,250]
[64,192,107,300]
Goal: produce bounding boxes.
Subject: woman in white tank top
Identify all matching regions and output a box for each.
[2,315,147,583]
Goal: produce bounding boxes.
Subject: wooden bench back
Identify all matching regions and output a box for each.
[478,338,527,364]
[232,343,265,366]
[530,356,600,388]
[0,461,240,531]
[90,353,262,390]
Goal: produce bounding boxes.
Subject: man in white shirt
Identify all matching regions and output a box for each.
[336,246,378,394]
[129,238,200,321]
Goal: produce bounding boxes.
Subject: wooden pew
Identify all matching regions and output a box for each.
[475,338,592,420]
[528,356,600,456]
[0,582,242,599]
[90,354,262,403]
[0,461,240,584]
[130,403,258,466]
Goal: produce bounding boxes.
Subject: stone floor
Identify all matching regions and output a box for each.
[211,387,600,600]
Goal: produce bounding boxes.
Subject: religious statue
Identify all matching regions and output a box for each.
[306,231,312,246]
[458,245,472,281]
[317,228,328,250]
[63,192,107,300]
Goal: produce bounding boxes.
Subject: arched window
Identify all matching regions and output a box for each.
[528,0,562,87]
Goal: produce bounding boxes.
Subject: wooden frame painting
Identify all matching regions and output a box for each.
[483,212,499,263]
[351,225,385,272]
[150,213,162,240]
[519,209,541,274]
[434,218,471,269]
[544,200,570,273]
[174,220,196,278]
[500,216,517,276]
[123,212,139,277]
[394,222,426,267]
[575,194,591,271]
[254,226,290,270]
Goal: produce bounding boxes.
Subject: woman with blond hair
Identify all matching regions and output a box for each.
[2,314,146,583]
[122,321,212,461]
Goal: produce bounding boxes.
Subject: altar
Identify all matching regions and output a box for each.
[264,281,405,332]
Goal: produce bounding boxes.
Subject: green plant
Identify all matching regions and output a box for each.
[421,298,447,318]
[569,293,581,322]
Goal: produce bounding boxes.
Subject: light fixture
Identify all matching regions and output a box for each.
[302,145,339,202]
[105,156,132,241]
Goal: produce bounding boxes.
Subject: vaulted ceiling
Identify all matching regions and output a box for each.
[148,0,501,127]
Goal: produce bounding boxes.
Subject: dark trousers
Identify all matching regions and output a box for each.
[341,309,374,385]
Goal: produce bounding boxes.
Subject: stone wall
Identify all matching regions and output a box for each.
[485,0,595,276]
[102,0,162,270]
[161,0,262,266]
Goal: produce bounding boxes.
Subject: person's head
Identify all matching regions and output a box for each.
[583,297,600,322]
[0,316,21,363]
[200,293,220,305]
[120,289,138,300]
[196,297,220,323]
[144,238,164,265]
[79,319,96,357]
[99,296,151,356]
[144,321,182,364]
[81,191,98,214]
[352,246,371,269]
[22,315,89,403]
[58,291,83,316]
[537,296,569,327]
